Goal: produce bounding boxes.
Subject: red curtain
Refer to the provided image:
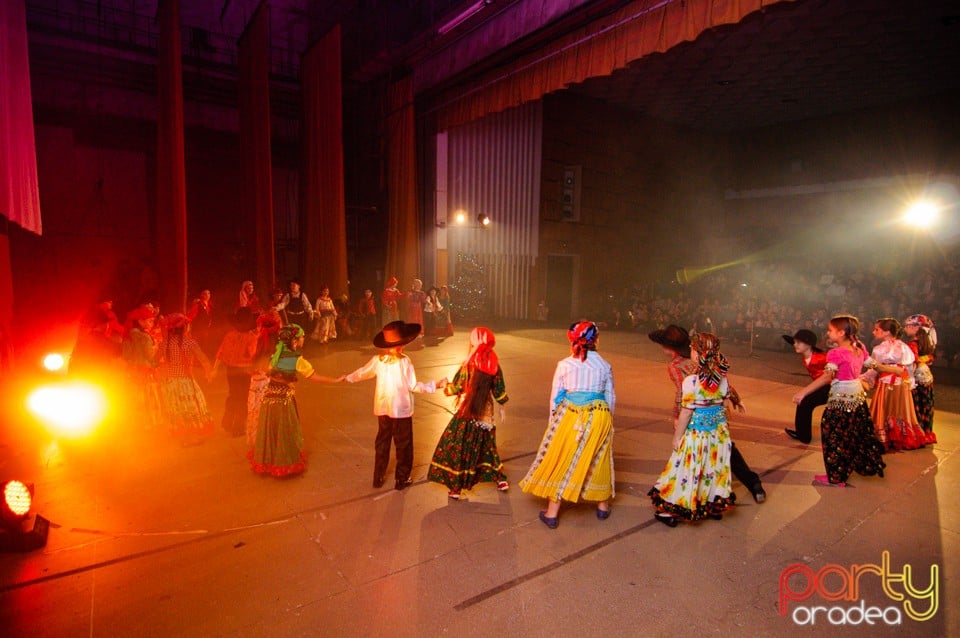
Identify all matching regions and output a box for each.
[156,0,188,312]
[0,0,41,235]
[384,77,420,296]
[238,1,275,293]
[437,0,793,129]
[300,26,348,298]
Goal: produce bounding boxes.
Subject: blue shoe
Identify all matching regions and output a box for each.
[538,511,559,529]
[596,507,611,520]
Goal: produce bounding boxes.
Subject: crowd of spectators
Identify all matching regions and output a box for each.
[603,253,960,367]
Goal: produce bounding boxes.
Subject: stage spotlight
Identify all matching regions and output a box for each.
[454,210,467,225]
[43,352,67,372]
[1,480,49,552]
[477,213,491,227]
[902,200,939,229]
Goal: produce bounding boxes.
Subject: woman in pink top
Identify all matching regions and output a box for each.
[792,315,885,486]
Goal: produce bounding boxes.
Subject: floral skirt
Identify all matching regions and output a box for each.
[519,399,614,503]
[822,398,886,483]
[871,382,925,451]
[427,416,505,491]
[248,382,305,477]
[649,407,733,521]
[912,383,935,439]
[161,376,213,437]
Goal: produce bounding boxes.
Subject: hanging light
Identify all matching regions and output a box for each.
[477,213,491,227]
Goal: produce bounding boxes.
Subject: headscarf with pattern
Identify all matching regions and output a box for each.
[690,332,729,391]
[270,323,305,369]
[567,321,599,361]
[905,314,938,347]
[465,326,498,375]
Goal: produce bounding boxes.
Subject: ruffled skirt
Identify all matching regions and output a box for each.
[822,384,886,483]
[649,405,733,521]
[870,382,925,451]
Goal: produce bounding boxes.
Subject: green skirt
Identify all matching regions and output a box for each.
[248,381,305,477]
[427,415,505,491]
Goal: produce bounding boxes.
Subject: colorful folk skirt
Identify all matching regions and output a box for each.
[912,382,935,442]
[519,399,614,503]
[247,381,305,477]
[161,376,213,437]
[649,405,733,521]
[246,373,269,447]
[870,382,925,451]
[822,382,886,483]
[427,416,505,491]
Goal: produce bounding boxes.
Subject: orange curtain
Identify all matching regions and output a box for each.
[238,1,275,293]
[300,27,349,298]
[437,0,793,129]
[385,78,420,296]
[156,0,188,311]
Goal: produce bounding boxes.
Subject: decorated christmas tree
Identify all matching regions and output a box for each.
[451,252,489,322]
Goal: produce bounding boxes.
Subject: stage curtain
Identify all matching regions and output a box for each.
[156,0,188,311]
[384,77,420,296]
[437,0,792,129]
[238,1,275,293]
[0,0,42,235]
[300,26,348,298]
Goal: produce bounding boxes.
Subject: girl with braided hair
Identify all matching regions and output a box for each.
[520,321,615,529]
[649,332,735,526]
[248,324,337,477]
[793,315,885,487]
[427,327,510,499]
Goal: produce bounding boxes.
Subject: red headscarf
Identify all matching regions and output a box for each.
[465,327,498,375]
[567,321,599,361]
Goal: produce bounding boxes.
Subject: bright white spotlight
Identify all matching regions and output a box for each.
[27,381,107,437]
[903,200,939,229]
[477,213,491,227]
[42,353,67,372]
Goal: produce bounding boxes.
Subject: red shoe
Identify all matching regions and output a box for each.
[924,431,938,444]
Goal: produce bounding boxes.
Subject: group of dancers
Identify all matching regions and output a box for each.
[787,314,937,487]
[75,288,940,529]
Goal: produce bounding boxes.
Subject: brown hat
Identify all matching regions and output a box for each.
[373,320,421,348]
[648,324,691,354]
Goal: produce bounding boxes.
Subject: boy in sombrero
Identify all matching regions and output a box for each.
[340,321,447,490]
[649,325,766,504]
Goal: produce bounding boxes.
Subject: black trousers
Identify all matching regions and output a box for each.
[222,366,250,435]
[375,415,413,481]
[731,442,760,491]
[793,384,830,443]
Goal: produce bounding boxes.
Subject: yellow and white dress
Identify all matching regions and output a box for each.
[649,375,734,521]
[520,352,615,503]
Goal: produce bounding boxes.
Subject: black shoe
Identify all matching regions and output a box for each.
[752,485,766,504]
[372,475,385,488]
[395,477,413,491]
[655,512,678,527]
[784,429,800,440]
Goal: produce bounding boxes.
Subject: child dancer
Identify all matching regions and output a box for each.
[904,314,937,444]
[427,327,509,499]
[341,321,447,490]
[649,332,735,526]
[866,318,924,451]
[782,329,828,444]
[792,315,885,486]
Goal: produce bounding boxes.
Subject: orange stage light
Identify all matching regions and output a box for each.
[26,381,108,437]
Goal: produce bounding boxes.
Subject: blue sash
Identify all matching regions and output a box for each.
[555,390,606,406]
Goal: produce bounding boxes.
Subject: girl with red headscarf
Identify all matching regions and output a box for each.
[427,327,509,498]
[520,321,615,529]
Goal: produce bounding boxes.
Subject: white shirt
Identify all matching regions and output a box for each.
[345,353,436,417]
[549,351,616,414]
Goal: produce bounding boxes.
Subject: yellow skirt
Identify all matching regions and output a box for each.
[519,399,614,503]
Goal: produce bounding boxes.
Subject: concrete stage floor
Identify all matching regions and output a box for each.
[0,326,954,637]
